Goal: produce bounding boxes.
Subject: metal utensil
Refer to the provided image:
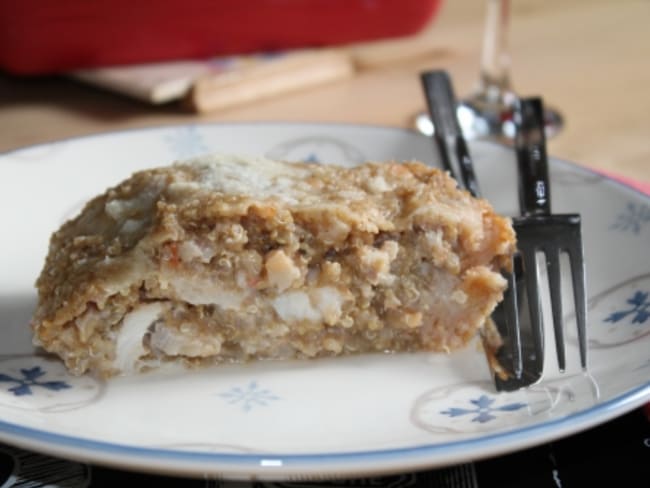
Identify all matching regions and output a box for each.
[511,97,588,375]
[420,70,524,388]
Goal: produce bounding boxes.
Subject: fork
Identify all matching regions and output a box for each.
[511,97,588,377]
[421,71,589,391]
[420,70,524,388]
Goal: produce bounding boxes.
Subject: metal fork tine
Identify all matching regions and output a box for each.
[567,227,588,369]
[514,97,589,377]
[545,246,566,372]
[522,246,545,375]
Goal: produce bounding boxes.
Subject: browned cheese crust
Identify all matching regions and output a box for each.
[31,155,516,376]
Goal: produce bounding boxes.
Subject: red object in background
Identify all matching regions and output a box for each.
[0,0,442,75]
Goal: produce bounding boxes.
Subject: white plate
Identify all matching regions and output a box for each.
[0,122,648,480]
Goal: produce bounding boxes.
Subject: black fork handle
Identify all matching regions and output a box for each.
[514,97,551,217]
[420,70,481,198]
[421,69,524,386]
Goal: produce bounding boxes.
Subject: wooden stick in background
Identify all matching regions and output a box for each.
[187,49,354,113]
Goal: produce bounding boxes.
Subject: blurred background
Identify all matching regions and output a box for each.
[0,0,648,182]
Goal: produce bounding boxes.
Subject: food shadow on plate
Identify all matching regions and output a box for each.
[0,294,38,355]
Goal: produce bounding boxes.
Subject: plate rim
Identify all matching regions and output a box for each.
[1,119,648,202]
[0,381,648,478]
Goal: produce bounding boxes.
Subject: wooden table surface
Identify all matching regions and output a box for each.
[1,0,649,184]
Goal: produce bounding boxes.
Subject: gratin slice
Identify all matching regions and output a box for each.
[32,154,516,376]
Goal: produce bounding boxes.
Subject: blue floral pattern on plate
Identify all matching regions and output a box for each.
[0,366,70,397]
[304,153,320,163]
[440,395,527,424]
[410,381,562,434]
[265,136,365,165]
[605,291,650,325]
[0,355,103,412]
[218,381,280,412]
[610,202,650,234]
[563,274,650,348]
